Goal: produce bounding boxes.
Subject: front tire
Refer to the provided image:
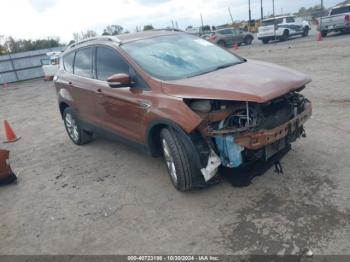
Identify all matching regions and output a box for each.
[262,39,269,44]
[63,108,92,145]
[160,128,198,192]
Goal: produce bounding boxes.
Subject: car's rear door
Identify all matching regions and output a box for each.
[232,29,244,43]
[92,45,149,143]
[67,47,99,124]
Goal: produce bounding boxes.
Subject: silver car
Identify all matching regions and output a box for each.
[209,28,254,47]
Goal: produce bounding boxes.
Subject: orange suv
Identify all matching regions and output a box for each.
[54,31,312,191]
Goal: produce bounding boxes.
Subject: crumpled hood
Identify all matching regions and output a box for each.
[161,59,311,103]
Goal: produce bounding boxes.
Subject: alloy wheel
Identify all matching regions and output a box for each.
[65,113,79,143]
[162,138,178,185]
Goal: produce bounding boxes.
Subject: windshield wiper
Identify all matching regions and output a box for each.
[186,61,245,78]
[214,62,240,70]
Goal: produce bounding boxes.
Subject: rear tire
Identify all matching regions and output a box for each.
[280,30,289,41]
[321,30,328,37]
[217,40,226,47]
[63,108,93,145]
[160,128,198,192]
[244,36,253,45]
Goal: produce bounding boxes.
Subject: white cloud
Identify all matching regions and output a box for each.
[0,0,341,43]
[30,0,57,12]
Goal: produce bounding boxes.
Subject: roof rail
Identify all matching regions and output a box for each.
[69,36,121,48]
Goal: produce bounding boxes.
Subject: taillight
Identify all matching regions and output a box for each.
[345,15,350,23]
[210,33,217,41]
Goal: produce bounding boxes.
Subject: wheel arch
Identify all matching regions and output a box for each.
[59,102,70,118]
[146,119,205,170]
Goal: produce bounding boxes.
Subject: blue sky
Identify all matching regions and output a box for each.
[0,0,344,42]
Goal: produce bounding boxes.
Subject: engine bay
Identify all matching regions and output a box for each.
[185,91,312,181]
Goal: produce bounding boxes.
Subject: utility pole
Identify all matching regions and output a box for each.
[228,7,234,25]
[248,0,252,32]
[273,0,276,40]
[321,0,324,9]
[261,0,263,20]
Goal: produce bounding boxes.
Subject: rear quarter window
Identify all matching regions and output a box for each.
[63,52,75,73]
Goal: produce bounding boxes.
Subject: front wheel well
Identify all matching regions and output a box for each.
[59,102,69,118]
[146,121,209,170]
[147,123,168,156]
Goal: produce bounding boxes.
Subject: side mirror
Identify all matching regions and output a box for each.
[107,73,131,88]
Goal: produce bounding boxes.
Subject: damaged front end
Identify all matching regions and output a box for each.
[185,91,312,182]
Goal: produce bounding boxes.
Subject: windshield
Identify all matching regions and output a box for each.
[121,34,244,80]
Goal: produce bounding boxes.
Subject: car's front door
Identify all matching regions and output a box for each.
[92,45,150,143]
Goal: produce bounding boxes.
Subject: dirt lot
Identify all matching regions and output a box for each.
[1,33,350,255]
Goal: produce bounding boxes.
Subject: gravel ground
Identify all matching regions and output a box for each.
[0,32,350,255]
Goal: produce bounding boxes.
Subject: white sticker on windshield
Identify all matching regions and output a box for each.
[194,39,214,46]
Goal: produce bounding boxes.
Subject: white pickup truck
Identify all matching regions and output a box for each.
[318,4,350,37]
[257,16,310,44]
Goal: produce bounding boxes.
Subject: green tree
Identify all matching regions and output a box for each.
[73,30,97,42]
[102,25,123,35]
[143,24,154,31]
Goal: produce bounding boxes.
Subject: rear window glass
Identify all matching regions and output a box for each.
[63,52,75,73]
[330,6,350,15]
[74,48,93,78]
[262,18,283,26]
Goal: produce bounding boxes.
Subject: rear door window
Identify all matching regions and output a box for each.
[96,47,129,81]
[63,52,75,73]
[262,19,283,26]
[219,29,232,35]
[74,48,93,78]
[286,17,295,23]
[231,29,239,35]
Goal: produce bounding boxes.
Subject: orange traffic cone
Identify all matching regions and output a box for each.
[3,120,21,143]
[0,149,17,185]
[317,32,323,41]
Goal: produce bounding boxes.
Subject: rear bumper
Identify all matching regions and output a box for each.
[320,23,350,32]
[234,101,312,150]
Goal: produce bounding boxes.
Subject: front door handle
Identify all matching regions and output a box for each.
[97,88,103,93]
[137,100,151,109]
